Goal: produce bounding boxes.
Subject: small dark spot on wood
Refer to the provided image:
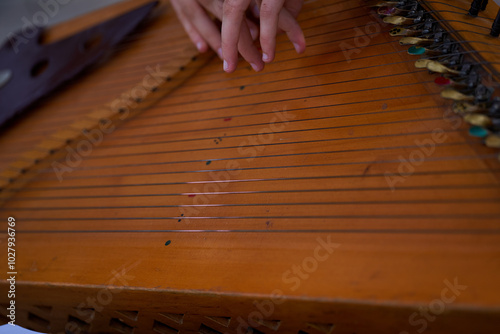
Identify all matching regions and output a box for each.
[179,66,185,71]
[166,76,172,82]
[192,56,197,61]
[8,178,14,184]
[240,86,245,90]
[188,194,196,197]
[206,160,212,165]
[181,214,184,216]
[119,108,126,114]
[82,129,89,134]
[165,240,171,246]
[66,139,73,144]
[135,98,142,103]
[382,103,388,110]
[34,159,41,164]
[363,165,372,176]
[20,169,27,174]
[224,117,232,122]
[151,86,158,92]
[49,149,56,155]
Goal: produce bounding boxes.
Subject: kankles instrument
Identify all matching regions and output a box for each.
[1,0,499,333]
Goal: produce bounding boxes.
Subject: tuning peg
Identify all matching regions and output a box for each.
[378,6,409,16]
[389,26,419,36]
[383,16,416,25]
[469,126,489,138]
[414,59,433,68]
[414,59,460,74]
[452,102,485,114]
[441,88,475,102]
[485,134,500,148]
[468,0,489,17]
[464,113,492,127]
[423,60,461,75]
[407,45,442,56]
[399,37,434,45]
[371,1,404,7]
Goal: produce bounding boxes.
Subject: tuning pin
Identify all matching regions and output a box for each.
[378,6,409,16]
[468,0,489,17]
[469,126,489,138]
[425,60,461,75]
[371,1,404,7]
[390,26,419,36]
[407,45,442,56]
[399,37,434,45]
[383,16,417,25]
[435,76,474,89]
[464,113,492,127]
[414,59,433,68]
[452,101,484,114]
[435,76,452,86]
[485,134,500,148]
[441,87,475,102]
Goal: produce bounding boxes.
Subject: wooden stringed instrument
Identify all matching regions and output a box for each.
[1,0,499,333]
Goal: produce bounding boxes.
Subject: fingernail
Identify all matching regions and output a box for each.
[196,42,203,52]
[217,48,223,59]
[262,53,269,62]
[223,60,229,72]
[250,63,260,72]
[293,43,302,53]
[249,26,258,40]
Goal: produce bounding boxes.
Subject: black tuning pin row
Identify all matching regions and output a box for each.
[378,0,500,150]
[468,0,489,16]
[468,0,500,37]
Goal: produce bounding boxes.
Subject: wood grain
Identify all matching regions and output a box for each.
[0,0,499,333]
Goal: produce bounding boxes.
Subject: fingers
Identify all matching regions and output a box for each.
[222,0,252,72]
[259,0,285,63]
[246,18,259,41]
[249,0,260,18]
[237,20,264,72]
[173,0,305,73]
[171,0,223,58]
[278,7,306,54]
[284,0,303,18]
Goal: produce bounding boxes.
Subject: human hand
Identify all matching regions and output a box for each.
[170,0,305,73]
[223,0,305,72]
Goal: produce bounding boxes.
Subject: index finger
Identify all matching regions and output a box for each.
[259,0,285,63]
[222,0,251,73]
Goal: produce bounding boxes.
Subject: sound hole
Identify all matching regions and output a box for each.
[31,59,49,78]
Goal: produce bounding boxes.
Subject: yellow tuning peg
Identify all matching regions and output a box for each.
[463,113,492,127]
[399,37,434,45]
[414,59,433,68]
[389,26,420,36]
[425,60,461,75]
[441,88,475,102]
[485,134,500,148]
[383,16,415,25]
[452,102,483,114]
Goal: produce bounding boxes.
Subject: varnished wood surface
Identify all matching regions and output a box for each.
[0,0,500,333]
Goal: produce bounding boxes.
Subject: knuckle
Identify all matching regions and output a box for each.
[223,0,245,16]
[259,2,278,18]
